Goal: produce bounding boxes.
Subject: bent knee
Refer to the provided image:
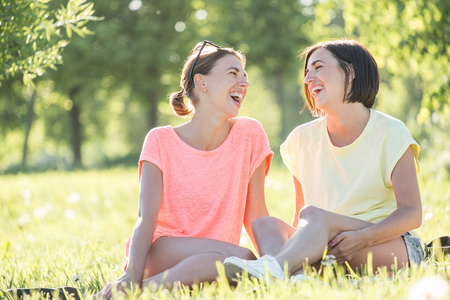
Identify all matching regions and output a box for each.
[298,205,324,220]
[252,216,279,233]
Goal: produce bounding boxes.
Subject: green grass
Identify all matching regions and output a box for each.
[0,163,449,299]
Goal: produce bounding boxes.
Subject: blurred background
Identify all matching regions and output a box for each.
[1,0,449,178]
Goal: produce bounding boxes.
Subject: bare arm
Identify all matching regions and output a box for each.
[243,159,270,251]
[328,146,422,259]
[126,161,163,283]
[292,176,305,228]
[96,161,162,299]
[358,146,422,245]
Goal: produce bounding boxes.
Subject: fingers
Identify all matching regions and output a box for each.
[327,232,354,263]
[96,278,140,300]
[94,282,113,300]
[328,232,346,247]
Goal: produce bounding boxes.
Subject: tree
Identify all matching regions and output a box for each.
[342,0,449,119]
[0,0,98,169]
[39,0,201,166]
[341,0,450,175]
[207,0,315,143]
[0,0,98,86]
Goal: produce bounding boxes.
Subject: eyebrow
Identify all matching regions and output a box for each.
[310,59,324,66]
[305,59,325,73]
[227,66,248,78]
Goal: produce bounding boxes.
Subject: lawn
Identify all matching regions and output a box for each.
[0,162,449,299]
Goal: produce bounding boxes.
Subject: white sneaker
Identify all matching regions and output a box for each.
[224,255,285,282]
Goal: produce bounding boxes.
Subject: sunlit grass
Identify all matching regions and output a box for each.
[1,163,449,299]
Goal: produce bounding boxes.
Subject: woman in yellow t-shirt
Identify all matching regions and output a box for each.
[224,39,424,281]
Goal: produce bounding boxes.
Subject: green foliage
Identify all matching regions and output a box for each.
[342,0,449,120]
[0,79,32,135]
[210,0,314,139]
[0,0,448,175]
[309,0,450,179]
[0,0,99,86]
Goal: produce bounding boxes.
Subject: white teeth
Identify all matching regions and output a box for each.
[312,86,323,94]
[230,92,243,101]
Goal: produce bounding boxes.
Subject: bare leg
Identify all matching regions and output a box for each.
[252,216,295,256]
[274,206,408,275]
[141,237,256,287]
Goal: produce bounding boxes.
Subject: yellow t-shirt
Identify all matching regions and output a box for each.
[280,109,419,223]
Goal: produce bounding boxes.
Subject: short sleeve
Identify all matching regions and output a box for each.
[138,128,163,180]
[384,121,420,186]
[247,119,273,177]
[280,128,301,181]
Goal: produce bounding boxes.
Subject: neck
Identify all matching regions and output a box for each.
[175,114,233,151]
[325,104,370,147]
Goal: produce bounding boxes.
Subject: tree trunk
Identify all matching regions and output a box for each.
[21,89,37,170]
[69,87,82,167]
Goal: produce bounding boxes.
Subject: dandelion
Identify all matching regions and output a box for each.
[321,255,336,266]
[65,209,76,220]
[33,206,47,219]
[71,274,83,283]
[67,192,81,204]
[17,213,31,227]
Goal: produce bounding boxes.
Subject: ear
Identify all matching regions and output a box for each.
[194,74,207,90]
[348,64,355,82]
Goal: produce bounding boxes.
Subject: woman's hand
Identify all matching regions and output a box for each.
[93,273,140,300]
[327,230,369,263]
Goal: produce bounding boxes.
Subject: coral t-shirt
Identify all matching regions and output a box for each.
[125,117,272,261]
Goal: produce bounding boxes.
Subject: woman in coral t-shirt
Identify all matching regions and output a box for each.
[95,41,273,299]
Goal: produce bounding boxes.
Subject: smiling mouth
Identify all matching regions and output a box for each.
[311,86,323,97]
[230,92,243,106]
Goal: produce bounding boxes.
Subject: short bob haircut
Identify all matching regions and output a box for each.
[300,39,380,117]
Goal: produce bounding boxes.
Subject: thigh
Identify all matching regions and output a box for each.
[348,236,409,272]
[313,209,409,270]
[305,207,408,269]
[144,237,255,277]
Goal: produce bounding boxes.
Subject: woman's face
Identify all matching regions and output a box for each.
[303,48,349,112]
[201,54,249,118]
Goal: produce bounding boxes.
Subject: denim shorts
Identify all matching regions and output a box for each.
[402,232,425,265]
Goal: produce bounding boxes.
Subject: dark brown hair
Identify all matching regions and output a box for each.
[301,39,380,117]
[169,42,246,117]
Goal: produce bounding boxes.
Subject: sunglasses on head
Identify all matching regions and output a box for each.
[189,40,221,89]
